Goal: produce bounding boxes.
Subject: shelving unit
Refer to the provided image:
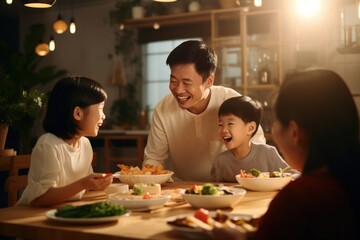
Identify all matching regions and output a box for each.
[211,8,282,101]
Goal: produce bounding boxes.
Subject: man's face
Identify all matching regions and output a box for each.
[169,63,213,114]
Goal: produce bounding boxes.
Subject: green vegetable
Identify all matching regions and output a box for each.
[269,171,282,178]
[55,201,128,218]
[250,168,261,177]
[132,187,142,195]
[201,183,218,195]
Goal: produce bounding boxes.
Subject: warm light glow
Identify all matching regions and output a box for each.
[53,14,68,34]
[49,36,55,51]
[22,0,56,8]
[254,0,262,7]
[69,17,76,34]
[358,0,360,20]
[153,0,177,2]
[153,22,160,30]
[6,0,13,4]
[295,0,321,18]
[35,43,50,56]
[119,24,125,30]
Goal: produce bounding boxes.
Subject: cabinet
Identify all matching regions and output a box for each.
[211,8,282,102]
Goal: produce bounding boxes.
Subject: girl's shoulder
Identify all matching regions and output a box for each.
[36,133,63,145]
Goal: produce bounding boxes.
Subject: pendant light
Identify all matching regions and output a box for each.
[35,42,50,56]
[153,0,177,2]
[53,13,68,34]
[6,0,13,5]
[21,0,56,8]
[69,17,76,34]
[49,35,55,51]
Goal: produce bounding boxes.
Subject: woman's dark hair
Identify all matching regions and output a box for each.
[166,40,217,82]
[218,96,263,137]
[274,69,360,216]
[43,76,107,139]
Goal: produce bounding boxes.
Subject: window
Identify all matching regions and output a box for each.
[141,38,200,123]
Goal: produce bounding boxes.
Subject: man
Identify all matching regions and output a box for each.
[143,40,265,181]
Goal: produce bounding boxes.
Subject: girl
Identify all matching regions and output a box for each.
[17,76,113,207]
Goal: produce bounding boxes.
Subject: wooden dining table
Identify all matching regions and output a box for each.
[0,181,277,240]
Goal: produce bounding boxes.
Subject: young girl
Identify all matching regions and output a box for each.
[17,76,113,207]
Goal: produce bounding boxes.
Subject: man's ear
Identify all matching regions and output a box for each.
[73,107,82,120]
[206,73,214,88]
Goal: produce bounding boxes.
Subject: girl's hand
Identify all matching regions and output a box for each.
[82,173,113,190]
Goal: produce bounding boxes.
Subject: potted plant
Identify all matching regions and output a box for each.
[0,23,66,154]
[110,83,140,130]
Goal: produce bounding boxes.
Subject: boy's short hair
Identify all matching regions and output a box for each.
[166,40,217,83]
[218,96,263,137]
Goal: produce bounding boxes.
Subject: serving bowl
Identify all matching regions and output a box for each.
[108,193,171,211]
[235,173,292,192]
[116,172,174,186]
[181,188,246,209]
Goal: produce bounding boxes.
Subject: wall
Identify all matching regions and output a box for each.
[17,0,360,121]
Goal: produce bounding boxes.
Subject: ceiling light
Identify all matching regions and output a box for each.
[6,0,13,4]
[35,43,50,56]
[53,13,68,34]
[21,0,56,8]
[69,17,76,34]
[49,36,55,51]
[153,0,177,2]
[153,22,160,30]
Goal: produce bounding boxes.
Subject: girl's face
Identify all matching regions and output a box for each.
[169,63,213,114]
[271,119,306,171]
[76,102,106,137]
[218,114,255,150]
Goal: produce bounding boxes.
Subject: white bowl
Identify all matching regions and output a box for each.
[117,172,174,187]
[236,174,292,192]
[181,188,246,209]
[108,193,171,210]
[104,183,129,196]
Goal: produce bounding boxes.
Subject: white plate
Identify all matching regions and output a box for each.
[117,172,174,186]
[108,194,171,210]
[45,209,130,224]
[166,212,254,233]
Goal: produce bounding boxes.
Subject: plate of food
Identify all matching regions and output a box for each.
[167,208,259,233]
[181,183,246,209]
[108,192,171,211]
[236,168,293,192]
[114,164,173,186]
[45,201,130,224]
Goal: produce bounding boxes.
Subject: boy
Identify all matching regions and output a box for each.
[211,96,297,182]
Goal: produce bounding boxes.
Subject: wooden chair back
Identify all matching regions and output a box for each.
[4,154,31,207]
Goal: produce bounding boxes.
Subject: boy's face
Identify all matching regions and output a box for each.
[218,114,255,150]
[169,63,213,114]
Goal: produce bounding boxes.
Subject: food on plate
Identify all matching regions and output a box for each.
[184,183,234,196]
[54,201,128,218]
[239,168,291,179]
[133,183,161,195]
[167,208,259,232]
[117,163,172,175]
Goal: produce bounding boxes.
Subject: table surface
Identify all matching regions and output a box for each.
[0,181,277,240]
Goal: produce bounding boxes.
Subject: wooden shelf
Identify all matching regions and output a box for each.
[336,47,360,54]
[125,10,213,28]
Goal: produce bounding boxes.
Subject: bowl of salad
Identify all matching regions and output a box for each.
[181,183,246,209]
[236,168,293,192]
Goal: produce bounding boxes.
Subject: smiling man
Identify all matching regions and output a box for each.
[143,40,266,181]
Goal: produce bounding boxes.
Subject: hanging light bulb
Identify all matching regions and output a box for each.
[254,0,262,7]
[6,0,13,4]
[53,13,68,34]
[69,16,76,34]
[153,22,160,30]
[49,36,55,51]
[21,0,56,8]
[35,42,50,56]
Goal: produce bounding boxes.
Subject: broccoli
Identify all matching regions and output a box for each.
[250,168,261,177]
[201,183,218,195]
